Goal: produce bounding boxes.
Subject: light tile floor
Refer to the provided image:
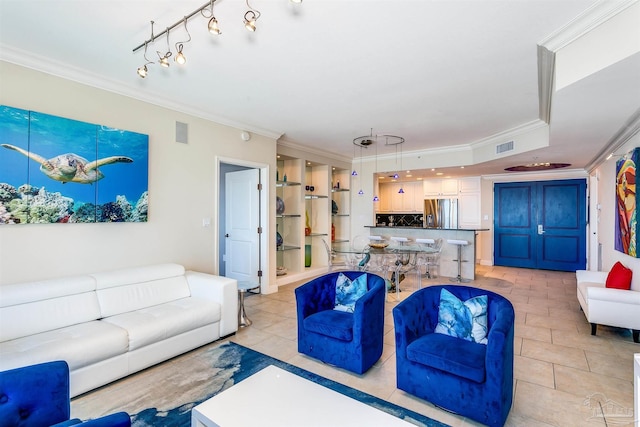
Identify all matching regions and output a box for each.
[229,265,639,427]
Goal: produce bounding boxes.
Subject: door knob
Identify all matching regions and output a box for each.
[225,233,229,238]
[537,225,545,235]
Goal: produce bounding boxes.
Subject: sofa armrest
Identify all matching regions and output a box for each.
[185,271,238,336]
[587,286,640,304]
[576,270,608,285]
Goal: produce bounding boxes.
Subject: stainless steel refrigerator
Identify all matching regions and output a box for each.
[423,198,458,228]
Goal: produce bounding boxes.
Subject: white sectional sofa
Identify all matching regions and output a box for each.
[576,269,640,343]
[0,263,238,397]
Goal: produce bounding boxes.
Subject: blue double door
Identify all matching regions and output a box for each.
[494,179,587,271]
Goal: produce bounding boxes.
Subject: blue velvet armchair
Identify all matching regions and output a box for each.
[393,285,514,427]
[295,271,386,374]
[0,361,131,427]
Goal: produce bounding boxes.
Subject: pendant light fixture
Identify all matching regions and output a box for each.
[353,130,405,202]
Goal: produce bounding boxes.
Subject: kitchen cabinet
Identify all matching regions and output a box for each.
[377,181,422,213]
[458,177,481,193]
[424,179,458,197]
[457,177,481,228]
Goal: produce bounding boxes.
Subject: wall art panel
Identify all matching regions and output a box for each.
[615,147,639,257]
[0,105,148,224]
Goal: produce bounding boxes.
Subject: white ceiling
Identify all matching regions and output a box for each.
[1,0,639,179]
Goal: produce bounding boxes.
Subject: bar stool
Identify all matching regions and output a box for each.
[447,239,469,282]
[416,238,435,281]
[390,236,409,245]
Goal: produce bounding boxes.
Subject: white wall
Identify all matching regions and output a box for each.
[594,132,640,288]
[0,61,277,285]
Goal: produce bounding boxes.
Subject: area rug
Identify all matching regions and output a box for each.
[71,341,448,427]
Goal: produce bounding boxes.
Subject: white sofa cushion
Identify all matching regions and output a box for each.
[101,297,221,351]
[0,320,128,371]
[93,264,191,317]
[0,276,99,342]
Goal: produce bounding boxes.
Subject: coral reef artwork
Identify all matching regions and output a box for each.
[615,147,639,256]
[0,105,149,224]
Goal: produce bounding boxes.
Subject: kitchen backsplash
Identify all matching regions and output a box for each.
[376,214,423,227]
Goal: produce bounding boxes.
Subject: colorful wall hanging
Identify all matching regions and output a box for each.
[0,105,149,224]
[615,147,639,256]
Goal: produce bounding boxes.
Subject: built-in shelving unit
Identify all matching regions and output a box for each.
[275,155,351,286]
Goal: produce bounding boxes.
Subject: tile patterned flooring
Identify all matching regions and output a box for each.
[228,266,639,427]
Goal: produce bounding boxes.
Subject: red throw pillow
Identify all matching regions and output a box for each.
[605,261,632,290]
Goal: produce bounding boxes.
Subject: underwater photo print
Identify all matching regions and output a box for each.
[615,147,639,257]
[0,105,148,224]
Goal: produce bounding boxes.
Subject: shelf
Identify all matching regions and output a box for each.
[277,214,301,218]
[332,214,349,217]
[333,239,349,243]
[306,233,328,237]
[277,245,300,251]
[276,181,301,187]
[305,194,328,199]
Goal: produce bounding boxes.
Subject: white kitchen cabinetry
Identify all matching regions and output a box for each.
[458,177,481,193]
[378,181,422,213]
[457,177,481,228]
[424,179,458,197]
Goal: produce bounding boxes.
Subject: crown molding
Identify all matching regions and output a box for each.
[538,0,638,52]
[0,45,284,141]
[586,107,640,172]
[469,119,548,150]
[277,138,351,166]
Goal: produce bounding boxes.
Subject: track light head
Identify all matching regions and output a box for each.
[208,17,221,35]
[157,51,171,68]
[244,11,257,31]
[137,65,148,78]
[175,44,186,64]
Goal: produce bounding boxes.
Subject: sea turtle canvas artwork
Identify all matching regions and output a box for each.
[0,105,149,224]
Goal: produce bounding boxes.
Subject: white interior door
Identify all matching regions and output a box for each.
[225,169,260,284]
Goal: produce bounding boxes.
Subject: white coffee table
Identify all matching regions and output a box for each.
[191,365,414,426]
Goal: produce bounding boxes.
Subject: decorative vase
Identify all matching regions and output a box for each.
[276,225,283,248]
[305,210,311,236]
[305,244,312,267]
[276,196,285,215]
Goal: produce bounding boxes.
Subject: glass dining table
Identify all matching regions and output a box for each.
[331,241,436,300]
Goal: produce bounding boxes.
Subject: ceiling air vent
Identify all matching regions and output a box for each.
[496,140,514,154]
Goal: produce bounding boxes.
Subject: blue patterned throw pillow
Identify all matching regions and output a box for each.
[334,273,368,313]
[434,288,488,344]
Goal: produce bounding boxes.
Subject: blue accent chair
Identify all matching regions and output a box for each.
[0,361,131,427]
[393,285,514,427]
[295,271,386,374]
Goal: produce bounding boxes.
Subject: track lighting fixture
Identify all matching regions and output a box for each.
[133,0,298,77]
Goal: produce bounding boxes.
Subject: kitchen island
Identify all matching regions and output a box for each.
[365,226,488,280]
